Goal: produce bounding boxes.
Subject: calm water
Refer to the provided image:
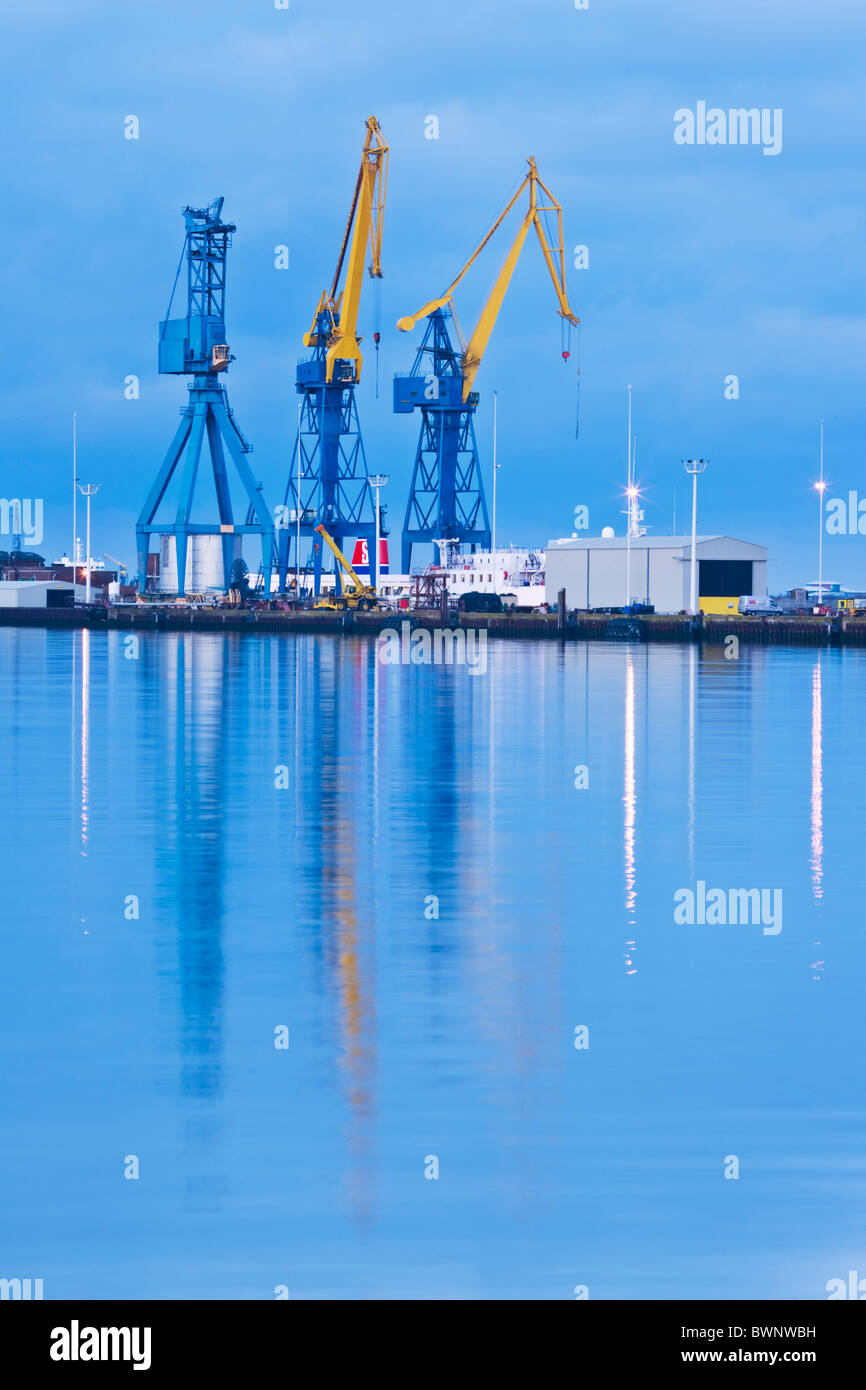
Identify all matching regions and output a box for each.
[1,627,863,1300]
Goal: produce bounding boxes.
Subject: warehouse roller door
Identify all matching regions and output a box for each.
[699,560,753,597]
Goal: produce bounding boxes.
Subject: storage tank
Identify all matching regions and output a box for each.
[158,534,241,594]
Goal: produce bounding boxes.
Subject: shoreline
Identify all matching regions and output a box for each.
[1,605,864,646]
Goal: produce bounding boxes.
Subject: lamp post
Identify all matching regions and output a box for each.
[625,486,638,609]
[815,419,827,611]
[77,483,100,604]
[72,411,78,570]
[623,385,636,608]
[683,459,708,615]
[368,475,388,593]
[491,390,500,594]
[294,399,302,598]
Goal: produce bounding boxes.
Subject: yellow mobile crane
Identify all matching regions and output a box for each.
[313,524,378,610]
[394,156,579,569]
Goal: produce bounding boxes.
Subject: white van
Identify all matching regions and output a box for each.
[738,595,781,615]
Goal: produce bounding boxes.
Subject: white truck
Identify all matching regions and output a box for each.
[738,595,782,615]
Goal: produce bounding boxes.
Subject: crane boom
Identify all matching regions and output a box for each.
[279,118,385,597]
[397,157,578,402]
[303,116,388,385]
[314,523,366,596]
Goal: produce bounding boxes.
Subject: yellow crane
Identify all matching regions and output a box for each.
[313,524,378,610]
[397,156,579,402]
[103,552,129,582]
[279,117,388,596]
[395,155,580,568]
[303,115,389,385]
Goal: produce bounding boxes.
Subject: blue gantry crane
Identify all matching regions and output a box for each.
[136,198,274,597]
[394,158,579,572]
[277,118,388,595]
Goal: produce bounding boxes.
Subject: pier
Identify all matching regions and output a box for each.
[2,604,865,647]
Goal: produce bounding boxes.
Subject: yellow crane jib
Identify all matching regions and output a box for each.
[304,116,389,386]
[397,156,579,403]
[313,524,378,610]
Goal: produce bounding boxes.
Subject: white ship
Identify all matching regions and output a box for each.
[377,545,546,609]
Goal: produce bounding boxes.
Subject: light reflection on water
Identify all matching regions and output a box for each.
[0,628,862,1299]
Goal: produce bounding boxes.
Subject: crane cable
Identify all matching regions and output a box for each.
[543,198,581,440]
[162,236,187,331]
[372,274,382,398]
[575,321,581,440]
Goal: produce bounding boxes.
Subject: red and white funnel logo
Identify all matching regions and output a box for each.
[351,538,389,575]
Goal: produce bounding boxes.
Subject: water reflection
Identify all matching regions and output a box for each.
[809,658,825,984]
[687,643,696,875]
[303,638,378,1222]
[78,628,90,853]
[623,652,637,974]
[7,585,866,1314]
[160,634,227,1099]
[810,659,824,902]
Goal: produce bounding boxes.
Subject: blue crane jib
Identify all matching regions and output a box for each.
[158,199,235,375]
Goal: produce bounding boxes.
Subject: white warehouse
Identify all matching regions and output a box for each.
[0,580,81,608]
[545,535,769,614]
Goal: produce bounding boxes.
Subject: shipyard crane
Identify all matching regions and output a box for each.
[394,157,579,572]
[104,552,129,583]
[136,198,275,597]
[278,117,389,596]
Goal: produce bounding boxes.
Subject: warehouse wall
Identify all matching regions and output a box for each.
[650,549,686,612]
[751,560,768,595]
[546,544,685,609]
[544,546,583,608]
[545,538,768,612]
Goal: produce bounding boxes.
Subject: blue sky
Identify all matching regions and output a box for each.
[1,0,865,587]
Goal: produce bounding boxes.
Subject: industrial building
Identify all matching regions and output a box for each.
[0,580,81,608]
[545,534,769,614]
